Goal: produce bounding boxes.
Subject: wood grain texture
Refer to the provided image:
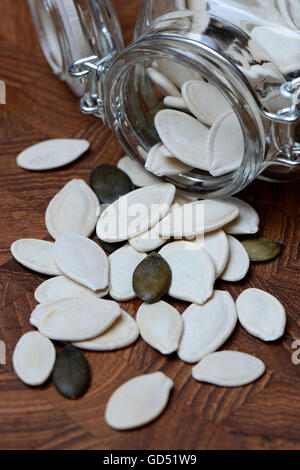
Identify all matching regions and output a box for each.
[0,0,299,451]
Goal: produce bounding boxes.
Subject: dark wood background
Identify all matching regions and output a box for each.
[0,0,299,451]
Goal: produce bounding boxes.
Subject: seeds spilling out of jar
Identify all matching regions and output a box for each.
[137,301,183,355]
[105,372,173,430]
[52,345,91,400]
[13,332,56,386]
[17,139,90,171]
[192,351,266,387]
[133,253,172,303]
[236,288,286,342]
[242,237,284,262]
[45,179,100,240]
[90,164,134,204]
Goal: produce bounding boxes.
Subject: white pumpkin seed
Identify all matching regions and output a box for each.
[192,351,265,387]
[155,110,209,170]
[182,81,231,126]
[159,241,215,304]
[137,301,183,355]
[221,235,250,282]
[34,275,108,304]
[194,230,230,278]
[105,372,173,430]
[13,332,56,386]
[147,67,181,97]
[236,288,286,342]
[109,244,147,301]
[163,96,189,111]
[17,139,90,171]
[223,197,260,235]
[146,143,192,177]
[178,291,237,363]
[154,59,203,88]
[73,310,139,351]
[35,297,121,342]
[45,179,100,240]
[129,203,180,253]
[11,239,61,276]
[117,156,160,187]
[96,183,176,243]
[251,26,300,75]
[53,234,109,291]
[208,111,244,177]
[157,199,239,239]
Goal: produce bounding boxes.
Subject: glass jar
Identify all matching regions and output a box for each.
[29,0,300,197]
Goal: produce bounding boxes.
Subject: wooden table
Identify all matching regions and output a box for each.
[0,0,299,451]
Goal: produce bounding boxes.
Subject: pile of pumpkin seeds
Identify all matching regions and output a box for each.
[12,139,286,430]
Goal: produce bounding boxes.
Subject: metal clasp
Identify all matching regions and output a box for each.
[69,52,115,119]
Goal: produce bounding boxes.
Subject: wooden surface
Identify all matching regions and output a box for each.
[0,0,300,451]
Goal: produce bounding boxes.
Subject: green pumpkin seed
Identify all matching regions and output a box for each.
[145,102,169,140]
[133,253,172,303]
[90,165,134,204]
[100,240,126,255]
[52,344,91,399]
[242,238,284,262]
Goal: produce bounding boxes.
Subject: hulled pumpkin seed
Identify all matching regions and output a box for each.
[100,240,126,254]
[90,164,134,204]
[241,238,284,262]
[105,372,173,430]
[133,253,172,303]
[117,156,160,187]
[52,345,91,399]
[13,332,56,386]
[145,102,170,139]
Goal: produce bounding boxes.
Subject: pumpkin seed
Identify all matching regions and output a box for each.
[163,96,188,111]
[17,139,90,171]
[147,67,181,97]
[52,344,91,400]
[109,244,147,301]
[195,230,230,278]
[236,288,286,342]
[45,179,100,240]
[221,235,250,282]
[154,59,203,88]
[129,203,180,253]
[100,239,126,254]
[96,183,176,243]
[145,102,170,138]
[146,143,192,177]
[137,301,183,355]
[117,156,160,187]
[192,351,265,387]
[208,111,244,177]
[13,332,56,386]
[241,238,284,262]
[11,239,61,276]
[34,276,109,304]
[53,234,109,291]
[90,164,134,204]
[73,310,139,351]
[155,109,209,170]
[105,372,173,430]
[223,197,260,235]
[157,199,239,239]
[182,81,231,126]
[133,253,172,303]
[178,291,237,363]
[159,241,215,304]
[36,297,121,342]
